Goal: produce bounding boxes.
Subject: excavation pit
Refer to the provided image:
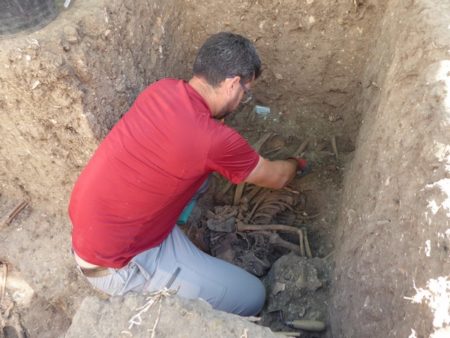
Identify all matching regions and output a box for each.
[0,0,449,337]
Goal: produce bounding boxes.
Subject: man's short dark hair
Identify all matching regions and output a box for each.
[193,32,262,87]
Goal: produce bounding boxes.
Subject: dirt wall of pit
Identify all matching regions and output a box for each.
[182,0,385,139]
[331,1,450,337]
[0,0,189,211]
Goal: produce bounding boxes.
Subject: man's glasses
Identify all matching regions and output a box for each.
[240,82,253,104]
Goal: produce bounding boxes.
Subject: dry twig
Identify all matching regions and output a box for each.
[331,136,338,159]
[1,200,29,227]
[240,328,249,338]
[294,138,310,157]
[233,184,246,206]
[263,146,282,157]
[303,228,313,258]
[0,262,7,305]
[128,288,177,332]
[283,186,300,194]
[298,230,305,257]
[243,316,261,322]
[323,250,334,261]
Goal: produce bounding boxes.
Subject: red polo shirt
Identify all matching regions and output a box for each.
[69,79,259,268]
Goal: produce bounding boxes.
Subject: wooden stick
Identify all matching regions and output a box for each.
[243,316,261,322]
[263,146,282,156]
[1,200,29,227]
[331,136,338,159]
[303,229,313,258]
[286,319,326,331]
[294,138,310,157]
[323,250,334,261]
[274,332,301,337]
[253,132,274,152]
[268,148,284,159]
[0,262,7,303]
[298,229,305,257]
[233,184,245,206]
[283,186,300,194]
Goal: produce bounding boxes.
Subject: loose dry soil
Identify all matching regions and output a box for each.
[0,0,449,337]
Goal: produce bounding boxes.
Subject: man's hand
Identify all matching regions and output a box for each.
[288,157,311,177]
[245,156,297,189]
[245,156,312,190]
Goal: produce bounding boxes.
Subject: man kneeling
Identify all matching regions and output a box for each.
[69,32,303,316]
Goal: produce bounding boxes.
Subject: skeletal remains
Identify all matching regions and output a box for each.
[197,134,318,276]
[209,184,314,258]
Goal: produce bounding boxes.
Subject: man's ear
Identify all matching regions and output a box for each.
[232,76,241,88]
[225,76,241,95]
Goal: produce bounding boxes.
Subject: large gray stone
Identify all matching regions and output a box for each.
[65,293,283,338]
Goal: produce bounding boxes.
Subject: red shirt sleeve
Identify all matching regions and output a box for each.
[206,125,259,184]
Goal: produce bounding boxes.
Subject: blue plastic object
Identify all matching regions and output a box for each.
[176,199,197,225]
[254,105,271,117]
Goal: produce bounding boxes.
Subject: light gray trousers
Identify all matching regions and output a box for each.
[83,226,266,316]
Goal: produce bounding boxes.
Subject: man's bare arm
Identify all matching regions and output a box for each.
[244,156,298,189]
